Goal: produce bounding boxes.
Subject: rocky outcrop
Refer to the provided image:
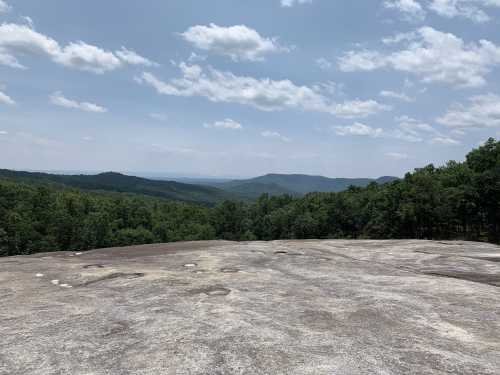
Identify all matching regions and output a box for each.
[1,240,499,374]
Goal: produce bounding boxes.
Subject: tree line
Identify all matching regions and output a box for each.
[1,139,498,256]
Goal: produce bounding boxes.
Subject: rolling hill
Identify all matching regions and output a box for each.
[0,170,399,204]
[0,169,240,206]
[211,173,399,196]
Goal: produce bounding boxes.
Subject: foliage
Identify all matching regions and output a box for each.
[0,170,241,206]
[0,139,498,256]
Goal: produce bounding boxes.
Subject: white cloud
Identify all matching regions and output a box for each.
[316,57,332,70]
[0,23,155,73]
[384,0,500,23]
[391,115,444,142]
[49,92,107,113]
[261,130,291,142]
[383,0,426,21]
[334,122,383,137]
[385,152,410,160]
[180,24,288,62]
[187,52,206,63]
[204,118,243,130]
[0,1,11,13]
[149,113,168,121]
[115,47,158,67]
[382,31,418,45]
[136,62,390,118]
[339,27,500,88]
[333,100,391,119]
[339,50,387,72]
[428,0,490,23]
[0,130,7,135]
[430,136,461,145]
[380,90,415,102]
[332,115,462,144]
[397,116,438,134]
[281,0,313,7]
[20,16,35,29]
[312,81,344,96]
[54,42,122,73]
[437,94,500,129]
[392,129,423,142]
[0,49,24,68]
[0,90,15,105]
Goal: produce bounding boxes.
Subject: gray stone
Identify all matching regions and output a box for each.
[0,240,499,374]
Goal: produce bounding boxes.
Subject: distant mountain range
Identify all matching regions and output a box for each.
[207,174,399,198]
[0,170,238,206]
[0,169,399,204]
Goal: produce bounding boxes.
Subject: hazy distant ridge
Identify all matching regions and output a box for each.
[0,170,237,206]
[211,173,399,196]
[0,169,399,204]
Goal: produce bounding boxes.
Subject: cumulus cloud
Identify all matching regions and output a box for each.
[397,116,439,134]
[0,23,155,73]
[20,16,35,29]
[0,1,11,13]
[261,130,291,142]
[49,92,107,113]
[333,100,391,119]
[334,122,383,137]
[180,24,289,62]
[281,0,313,7]
[0,90,15,105]
[136,62,390,118]
[383,0,500,23]
[333,116,457,145]
[382,31,419,46]
[115,47,158,67]
[428,0,490,23]
[383,0,426,21]
[437,94,500,129]
[392,115,440,142]
[54,42,122,73]
[316,57,332,70]
[380,90,415,102]
[187,52,207,63]
[393,115,460,145]
[338,50,388,72]
[204,118,243,130]
[339,27,500,88]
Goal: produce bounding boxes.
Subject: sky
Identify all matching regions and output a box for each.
[0,0,500,178]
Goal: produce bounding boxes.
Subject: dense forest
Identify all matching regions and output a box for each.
[0,169,241,205]
[1,139,499,257]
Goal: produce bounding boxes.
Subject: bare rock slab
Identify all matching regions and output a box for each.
[1,240,500,374]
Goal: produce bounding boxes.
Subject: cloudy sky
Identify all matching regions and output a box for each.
[1,0,499,178]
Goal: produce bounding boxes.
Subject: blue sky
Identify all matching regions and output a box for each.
[1,0,499,178]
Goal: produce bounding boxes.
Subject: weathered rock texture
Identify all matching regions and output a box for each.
[1,240,500,374]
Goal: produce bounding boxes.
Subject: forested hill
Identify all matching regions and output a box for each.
[0,170,239,206]
[214,174,399,195]
[0,139,498,257]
